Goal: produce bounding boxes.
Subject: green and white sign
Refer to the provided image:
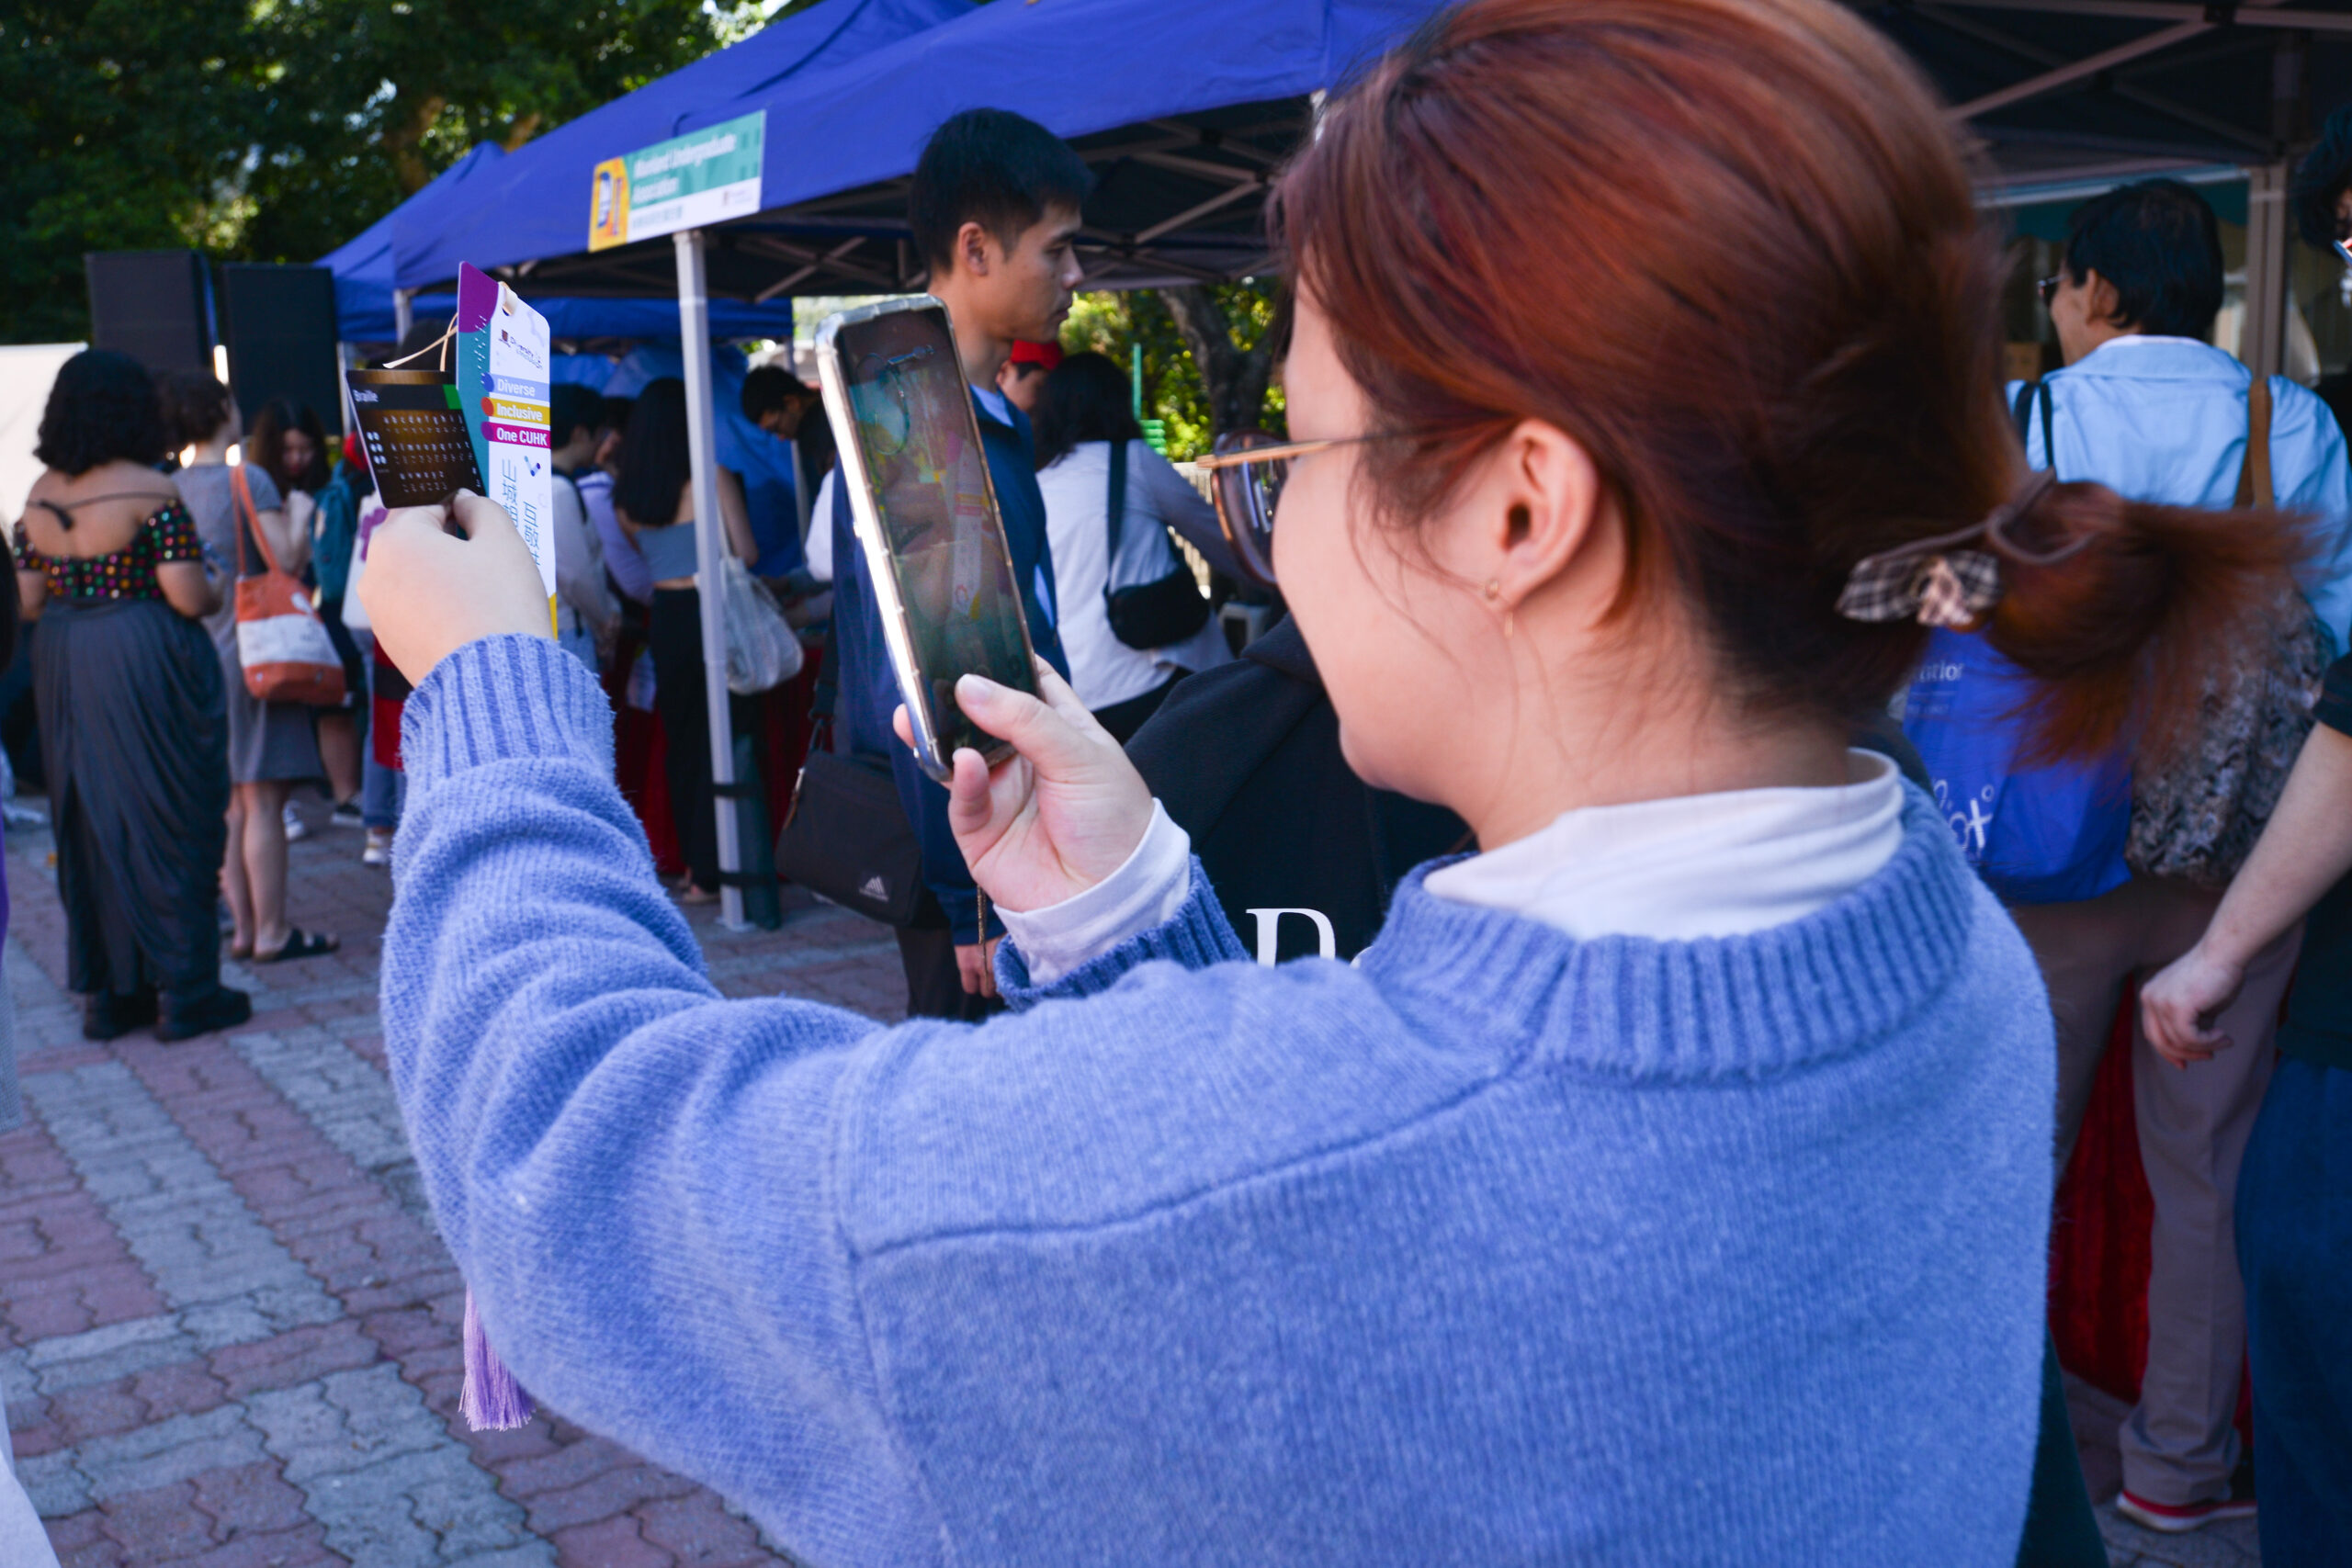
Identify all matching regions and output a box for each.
[590,110,765,251]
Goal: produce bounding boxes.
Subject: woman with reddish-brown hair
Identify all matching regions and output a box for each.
[351,1,2299,1562]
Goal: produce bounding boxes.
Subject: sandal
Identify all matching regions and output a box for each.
[677,884,720,907]
[253,927,340,964]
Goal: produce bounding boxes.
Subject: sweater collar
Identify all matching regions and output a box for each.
[1356,789,1976,1084]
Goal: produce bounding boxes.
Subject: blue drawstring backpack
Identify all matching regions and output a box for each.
[1899,378,2133,907]
[1903,626,2132,906]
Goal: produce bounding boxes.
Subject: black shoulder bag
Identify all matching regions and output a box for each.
[1102,438,1213,649]
[775,624,927,927]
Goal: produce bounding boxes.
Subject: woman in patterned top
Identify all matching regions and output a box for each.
[14,351,250,1043]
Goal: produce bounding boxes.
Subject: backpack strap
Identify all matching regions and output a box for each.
[2235,378,2274,510]
[1103,437,1128,579]
[2010,379,2057,475]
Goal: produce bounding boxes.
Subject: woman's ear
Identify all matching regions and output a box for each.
[1485,420,1605,612]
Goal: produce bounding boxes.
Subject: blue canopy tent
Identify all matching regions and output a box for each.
[394,0,1449,300]
[318,143,803,345]
[389,0,976,309]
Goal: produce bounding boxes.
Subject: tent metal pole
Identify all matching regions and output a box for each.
[393,288,413,344]
[1950,18,2208,120]
[675,227,749,931]
[2243,162,2291,383]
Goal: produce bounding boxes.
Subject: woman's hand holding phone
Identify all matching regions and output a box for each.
[899,661,1156,918]
[360,490,552,684]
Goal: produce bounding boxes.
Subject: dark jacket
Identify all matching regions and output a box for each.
[1128,620,1933,965]
[831,392,1070,945]
[1127,617,1469,962]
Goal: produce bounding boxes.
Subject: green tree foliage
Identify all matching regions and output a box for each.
[1060,279,1285,461]
[1,0,266,342]
[0,0,761,344]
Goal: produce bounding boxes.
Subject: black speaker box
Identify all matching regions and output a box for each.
[220,265,345,435]
[84,251,213,378]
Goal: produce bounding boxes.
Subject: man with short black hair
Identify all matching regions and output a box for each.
[825,107,1081,1019]
[2007,177,2352,1535]
[741,365,820,435]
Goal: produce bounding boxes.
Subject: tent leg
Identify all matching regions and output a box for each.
[2242,162,2290,384]
[393,288,413,344]
[676,228,749,932]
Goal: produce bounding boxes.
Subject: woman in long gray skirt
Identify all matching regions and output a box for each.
[14,351,250,1042]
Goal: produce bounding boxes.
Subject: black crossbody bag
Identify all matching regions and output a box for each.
[775,626,927,927]
[1102,438,1213,649]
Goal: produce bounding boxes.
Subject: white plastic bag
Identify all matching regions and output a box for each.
[721,554,805,694]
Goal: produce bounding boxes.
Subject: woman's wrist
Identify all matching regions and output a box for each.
[994,802,1191,985]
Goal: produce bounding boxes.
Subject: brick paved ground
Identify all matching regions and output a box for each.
[2,793,905,1566]
[0,793,2275,1567]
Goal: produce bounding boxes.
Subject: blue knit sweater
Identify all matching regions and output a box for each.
[384,636,2054,1567]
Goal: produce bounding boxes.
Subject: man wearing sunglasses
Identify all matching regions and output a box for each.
[1968,177,2352,1538]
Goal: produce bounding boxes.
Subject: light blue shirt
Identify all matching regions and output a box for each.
[2009,335,2352,651]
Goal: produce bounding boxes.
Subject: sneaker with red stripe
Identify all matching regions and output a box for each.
[2114,1489,2257,1533]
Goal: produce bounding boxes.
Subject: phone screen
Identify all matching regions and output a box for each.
[831,304,1038,768]
[346,368,484,509]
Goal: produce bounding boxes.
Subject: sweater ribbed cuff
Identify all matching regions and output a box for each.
[399,634,616,787]
[996,860,1244,1006]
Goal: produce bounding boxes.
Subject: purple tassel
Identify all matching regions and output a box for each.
[460,1290,535,1430]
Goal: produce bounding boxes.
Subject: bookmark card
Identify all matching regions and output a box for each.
[456,264,558,626]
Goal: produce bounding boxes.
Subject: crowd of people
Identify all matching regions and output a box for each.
[11,0,2352,1561]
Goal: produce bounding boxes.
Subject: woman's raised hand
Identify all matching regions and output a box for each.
[896,662,1156,915]
[359,490,551,684]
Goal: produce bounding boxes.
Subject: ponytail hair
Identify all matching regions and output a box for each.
[1984,479,2311,768]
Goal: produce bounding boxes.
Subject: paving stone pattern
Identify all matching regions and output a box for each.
[3,797,908,1566]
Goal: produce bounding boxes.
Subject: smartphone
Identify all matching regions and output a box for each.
[815,297,1041,784]
[345,367,484,509]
